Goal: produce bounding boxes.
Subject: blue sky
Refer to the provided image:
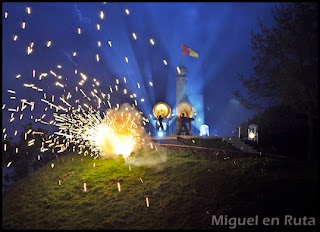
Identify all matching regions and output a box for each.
[2,2,276,139]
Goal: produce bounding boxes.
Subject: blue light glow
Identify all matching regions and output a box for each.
[200,124,209,136]
[157,131,164,137]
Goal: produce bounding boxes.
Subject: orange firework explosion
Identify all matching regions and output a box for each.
[82,103,149,158]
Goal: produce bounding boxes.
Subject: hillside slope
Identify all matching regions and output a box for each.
[2,149,318,230]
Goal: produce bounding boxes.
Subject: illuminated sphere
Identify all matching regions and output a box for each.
[153,102,171,118]
[248,131,255,139]
[176,102,194,117]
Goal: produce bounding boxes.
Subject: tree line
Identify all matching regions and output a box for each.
[2,122,70,187]
[235,2,318,160]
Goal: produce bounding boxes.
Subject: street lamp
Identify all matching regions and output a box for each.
[248,124,258,142]
[248,131,255,139]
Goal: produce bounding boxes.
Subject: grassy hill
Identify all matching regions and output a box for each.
[2,148,318,230]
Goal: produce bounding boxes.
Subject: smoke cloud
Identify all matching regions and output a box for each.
[86,103,167,167]
[125,147,168,168]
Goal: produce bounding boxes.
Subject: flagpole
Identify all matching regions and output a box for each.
[180,56,183,67]
[180,42,182,67]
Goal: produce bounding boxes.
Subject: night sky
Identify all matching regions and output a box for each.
[2,2,276,140]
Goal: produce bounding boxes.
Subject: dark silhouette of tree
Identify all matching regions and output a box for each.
[2,122,55,184]
[7,122,35,181]
[234,3,318,160]
[2,137,15,185]
[239,104,309,158]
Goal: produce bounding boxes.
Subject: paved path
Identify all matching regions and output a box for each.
[152,136,186,146]
[151,136,288,159]
[152,136,225,150]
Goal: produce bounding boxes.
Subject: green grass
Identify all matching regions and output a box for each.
[2,149,318,230]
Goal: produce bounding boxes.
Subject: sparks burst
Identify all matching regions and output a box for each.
[2,3,162,163]
[59,103,149,158]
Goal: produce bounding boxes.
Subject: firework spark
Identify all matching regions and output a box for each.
[79,103,149,158]
[2,4,170,197]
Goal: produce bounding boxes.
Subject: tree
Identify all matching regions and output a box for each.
[239,104,309,158]
[7,122,35,181]
[234,2,318,160]
[3,122,53,183]
[17,123,53,174]
[2,137,15,186]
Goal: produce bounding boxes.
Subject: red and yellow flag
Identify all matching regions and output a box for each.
[181,43,199,58]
